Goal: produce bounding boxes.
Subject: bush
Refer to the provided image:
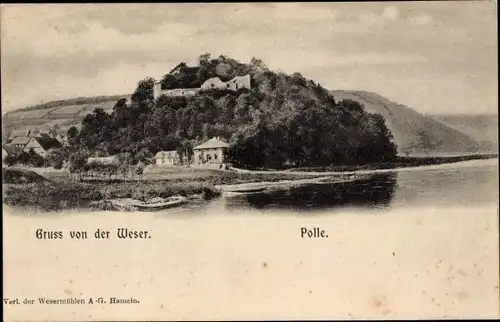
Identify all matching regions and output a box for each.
[53,159,64,169]
[98,181,219,201]
[2,168,49,184]
[3,182,103,211]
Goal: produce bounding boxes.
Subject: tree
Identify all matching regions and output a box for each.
[26,149,45,167]
[47,149,67,169]
[69,151,88,181]
[117,152,132,180]
[176,140,194,165]
[197,53,211,66]
[131,77,156,103]
[135,161,146,180]
[67,126,79,140]
[250,57,268,72]
[49,124,60,138]
[160,74,177,90]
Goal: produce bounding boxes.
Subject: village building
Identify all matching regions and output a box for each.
[3,145,22,158]
[193,137,230,167]
[8,136,32,149]
[201,75,251,91]
[3,145,23,166]
[153,74,251,99]
[8,129,33,142]
[22,136,62,158]
[86,156,120,166]
[154,150,184,166]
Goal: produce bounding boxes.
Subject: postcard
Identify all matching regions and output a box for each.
[2,2,499,321]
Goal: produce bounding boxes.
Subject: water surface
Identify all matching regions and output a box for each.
[167,158,499,216]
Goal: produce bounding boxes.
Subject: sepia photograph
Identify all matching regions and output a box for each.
[2,2,499,321]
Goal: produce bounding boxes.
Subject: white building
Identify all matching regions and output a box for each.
[193,137,230,167]
[86,156,120,166]
[154,150,182,166]
[153,74,251,99]
[22,135,62,158]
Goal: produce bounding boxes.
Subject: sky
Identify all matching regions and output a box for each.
[1,2,497,114]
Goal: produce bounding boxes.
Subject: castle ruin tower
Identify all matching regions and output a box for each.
[153,82,162,100]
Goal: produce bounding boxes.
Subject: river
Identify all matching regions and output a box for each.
[3,158,499,320]
[161,157,499,216]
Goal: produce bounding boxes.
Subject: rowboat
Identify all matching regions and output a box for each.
[110,195,187,211]
[133,195,187,211]
[225,187,267,193]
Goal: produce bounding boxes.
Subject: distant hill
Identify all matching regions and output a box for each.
[2,94,131,139]
[330,90,486,156]
[428,114,498,153]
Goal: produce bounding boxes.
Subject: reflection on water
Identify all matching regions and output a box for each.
[219,162,498,213]
[225,173,397,212]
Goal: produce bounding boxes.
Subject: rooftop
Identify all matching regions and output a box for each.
[9,136,31,145]
[154,150,179,159]
[87,156,119,165]
[32,136,63,150]
[9,129,31,139]
[193,137,230,150]
[3,145,23,155]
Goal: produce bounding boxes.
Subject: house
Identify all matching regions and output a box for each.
[2,145,22,166]
[154,150,185,166]
[22,136,62,158]
[153,74,251,99]
[3,145,22,157]
[193,137,230,166]
[8,129,32,142]
[86,156,119,166]
[8,136,32,149]
[201,75,251,91]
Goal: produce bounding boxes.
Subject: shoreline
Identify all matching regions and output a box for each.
[229,154,498,176]
[2,156,498,212]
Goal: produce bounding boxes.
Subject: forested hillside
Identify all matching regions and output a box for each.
[330,91,486,156]
[71,54,398,168]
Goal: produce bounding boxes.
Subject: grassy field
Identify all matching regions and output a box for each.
[2,95,130,136]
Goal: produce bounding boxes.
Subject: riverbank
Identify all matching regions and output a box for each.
[2,180,221,212]
[3,156,497,212]
[2,166,337,211]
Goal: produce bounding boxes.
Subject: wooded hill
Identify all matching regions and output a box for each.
[69,54,397,168]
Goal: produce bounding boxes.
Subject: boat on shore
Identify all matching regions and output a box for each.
[110,195,187,211]
[225,187,267,194]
